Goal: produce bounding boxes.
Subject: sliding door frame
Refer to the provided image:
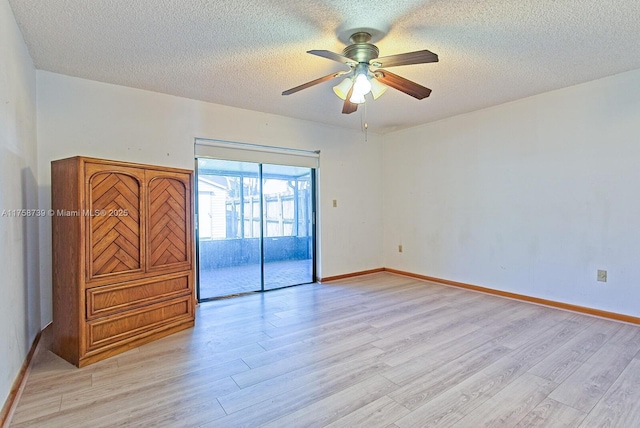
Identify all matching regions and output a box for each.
[194,140,318,301]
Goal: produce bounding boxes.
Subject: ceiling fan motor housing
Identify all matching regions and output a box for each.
[342,32,379,63]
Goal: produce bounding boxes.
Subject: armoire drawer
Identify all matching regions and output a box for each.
[86,295,193,352]
[86,273,191,319]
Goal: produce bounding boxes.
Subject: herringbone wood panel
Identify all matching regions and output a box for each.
[148,178,187,267]
[90,173,141,275]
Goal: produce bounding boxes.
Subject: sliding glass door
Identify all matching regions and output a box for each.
[262,164,314,290]
[196,160,261,298]
[196,158,315,300]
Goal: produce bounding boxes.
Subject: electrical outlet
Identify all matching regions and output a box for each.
[332,199,337,208]
[398,244,403,253]
[597,270,607,282]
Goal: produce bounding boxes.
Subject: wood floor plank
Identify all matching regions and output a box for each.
[578,357,640,427]
[9,394,62,425]
[388,341,511,410]
[218,345,385,414]
[232,333,380,388]
[61,358,248,410]
[9,272,640,427]
[18,348,103,394]
[371,305,464,341]
[381,339,509,387]
[245,321,374,368]
[606,322,640,350]
[378,354,441,387]
[548,342,637,412]
[507,319,590,367]
[375,322,484,367]
[475,300,547,328]
[257,320,374,351]
[16,369,92,404]
[86,378,231,428]
[513,398,587,427]
[205,363,394,427]
[415,330,497,365]
[12,375,237,428]
[451,373,557,427]
[112,328,267,368]
[394,356,531,428]
[483,306,574,349]
[324,396,411,428]
[527,318,619,383]
[260,375,399,428]
[138,396,227,427]
[366,295,452,329]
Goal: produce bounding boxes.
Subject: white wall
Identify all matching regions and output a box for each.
[36,71,384,322]
[0,0,40,408]
[383,68,640,317]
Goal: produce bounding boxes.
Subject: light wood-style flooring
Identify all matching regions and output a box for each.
[9,272,640,427]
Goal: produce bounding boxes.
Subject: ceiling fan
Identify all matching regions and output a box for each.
[282,31,438,114]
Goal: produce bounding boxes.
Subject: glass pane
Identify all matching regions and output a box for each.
[262,164,314,290]
[197,158,261,298]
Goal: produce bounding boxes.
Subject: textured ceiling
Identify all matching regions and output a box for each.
[8,0,640,134]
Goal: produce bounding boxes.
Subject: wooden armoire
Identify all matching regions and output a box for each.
[51,156,195,367]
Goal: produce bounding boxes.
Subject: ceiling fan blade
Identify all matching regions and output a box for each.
[375,70,432,100]
[372,50,438,68]
[342,85,358,114]
[282,71,348,95]
[308,50,356,65]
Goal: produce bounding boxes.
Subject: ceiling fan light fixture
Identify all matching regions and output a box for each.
[332,77,353,100]
[349,92,366,104]
[349,72,372,104]
[353,73,372,94]
[369,78,388,100]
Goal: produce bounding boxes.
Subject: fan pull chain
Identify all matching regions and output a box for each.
[362,101,368,142]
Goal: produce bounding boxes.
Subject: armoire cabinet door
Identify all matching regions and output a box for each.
[85,163,145,284]
[146,171,192,273]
